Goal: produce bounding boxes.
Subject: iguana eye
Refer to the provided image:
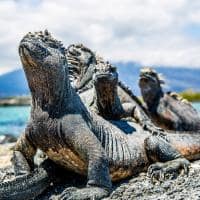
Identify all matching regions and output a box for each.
[60,55,67,65]
[149,72,155,76]
[94,67,97,73]
[110,66,116,72]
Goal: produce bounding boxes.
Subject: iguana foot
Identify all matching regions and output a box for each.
[59,186,110,200]
[147,158,190,183]
[143,123,168,140]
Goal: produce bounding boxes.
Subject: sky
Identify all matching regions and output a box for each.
[0,0,200,75]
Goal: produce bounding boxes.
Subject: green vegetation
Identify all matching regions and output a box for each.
[0,96,31,106]
[180,90,200,102]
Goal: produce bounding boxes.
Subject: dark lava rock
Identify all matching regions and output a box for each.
[0,134,17,144]
[1,144,200,200]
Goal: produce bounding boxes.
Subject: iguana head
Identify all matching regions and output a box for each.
[92,58,119,117]
[19,30,69,111]
[66,44,96,90]
[139,67,164,105]
[93,57,118,89]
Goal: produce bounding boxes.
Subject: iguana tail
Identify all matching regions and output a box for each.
[0,159,57,200]
[0,167,50,200]
[168,132,200,160]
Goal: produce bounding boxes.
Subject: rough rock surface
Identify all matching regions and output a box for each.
[0,143,14,168]
[1,143,200,200]
[0,134,17,144]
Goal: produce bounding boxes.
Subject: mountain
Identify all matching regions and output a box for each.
[0,64,199,97]
[0,69,29,97]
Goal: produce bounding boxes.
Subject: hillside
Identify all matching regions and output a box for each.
[0,69,29,97]
[0,64,199,97]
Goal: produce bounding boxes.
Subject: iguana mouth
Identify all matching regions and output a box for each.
[19,45,38,69]
[139,74,157,83]
[94,73,117,82]
[19,42,31,57]
[139,67,165,86]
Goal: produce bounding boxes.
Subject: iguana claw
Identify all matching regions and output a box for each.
[147,158,190,183]
[143,123,166,138]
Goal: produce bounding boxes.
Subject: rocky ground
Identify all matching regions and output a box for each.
[1,143,200,200]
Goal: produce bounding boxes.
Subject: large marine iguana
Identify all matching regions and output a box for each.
[1,31,200,200]
[139,67,200,131]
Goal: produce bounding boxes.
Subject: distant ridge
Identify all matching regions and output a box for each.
[0,64,199,97]
[0,69,29,97]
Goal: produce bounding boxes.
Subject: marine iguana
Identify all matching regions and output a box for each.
[1,31,200,200]
[139,67,200,131]
[66,44,161,132]
[80,58,130,120]
[78,58,157,135]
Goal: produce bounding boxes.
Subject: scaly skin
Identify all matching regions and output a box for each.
[0,159,58,200]
[2,31,200,200]
[139,67,200,131]
[66,43,97,90]
[0,167,49,200]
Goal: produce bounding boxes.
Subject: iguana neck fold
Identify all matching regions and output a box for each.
[29,67,74,118]
[92,76,123,120]
[139,67,164,111]
[143,89,163,112]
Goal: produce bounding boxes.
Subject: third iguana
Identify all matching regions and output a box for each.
[139,67,200,131]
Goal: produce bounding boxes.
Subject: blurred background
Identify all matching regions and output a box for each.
[0,0,199,136]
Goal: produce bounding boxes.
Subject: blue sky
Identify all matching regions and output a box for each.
[0,0,200,75]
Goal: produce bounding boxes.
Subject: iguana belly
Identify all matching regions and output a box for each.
[35,125,149,181]
[45,143,148,182]
[45,146,142,181]
[46,146,87,175]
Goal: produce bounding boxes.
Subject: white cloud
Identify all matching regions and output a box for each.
[0,0,200,75]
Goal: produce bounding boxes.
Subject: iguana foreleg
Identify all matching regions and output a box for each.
[145,135,190,182]
[59,121,111,200]
[133,106,165,134]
